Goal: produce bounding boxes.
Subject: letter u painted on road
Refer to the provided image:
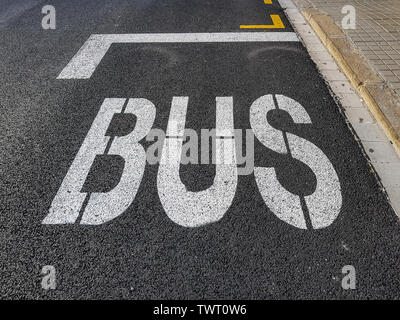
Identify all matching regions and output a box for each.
[157,97,238,227]
[43,95,342,229]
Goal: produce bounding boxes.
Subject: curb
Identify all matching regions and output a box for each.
[302,9,400,157]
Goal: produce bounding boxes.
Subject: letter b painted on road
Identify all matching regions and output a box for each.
[43,98,155,225]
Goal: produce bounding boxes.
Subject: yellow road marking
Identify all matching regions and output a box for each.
[240,14,285,29]
[264,0,273,4]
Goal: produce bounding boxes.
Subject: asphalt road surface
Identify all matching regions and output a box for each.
[1,0,400,299]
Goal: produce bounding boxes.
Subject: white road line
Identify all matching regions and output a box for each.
[57,32,300,79]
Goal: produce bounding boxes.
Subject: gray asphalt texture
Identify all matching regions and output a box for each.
[1,0,400,299]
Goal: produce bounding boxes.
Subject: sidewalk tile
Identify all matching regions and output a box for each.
[363,141,399,161]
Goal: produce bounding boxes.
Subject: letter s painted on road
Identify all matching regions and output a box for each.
[250,94,342,229]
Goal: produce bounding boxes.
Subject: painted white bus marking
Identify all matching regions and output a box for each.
[43,98,155,225]
[44,95,342,229]
[157,97,238,228]
[57,32,300,79]
[250,95,342,229]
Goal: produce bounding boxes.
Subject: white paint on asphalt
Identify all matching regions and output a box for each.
[44,95,342,228]
[254,167,307,229]
[250,95,288,154]
[251,94,342,229]
[43,98,125,224]
[157,97,238,228]
[57,32,300,79]
[80,98,156,225]
[165,96,188,137]
[43,98,155,225]
[288,133,342,229]
[216,97,235,138]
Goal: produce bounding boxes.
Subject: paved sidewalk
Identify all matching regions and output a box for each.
[291,0,400,158]
[280,0,400,214]
[297,0,400,93]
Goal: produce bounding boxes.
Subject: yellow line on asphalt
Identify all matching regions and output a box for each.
[264,0,273,4]
[240,14,285,29]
